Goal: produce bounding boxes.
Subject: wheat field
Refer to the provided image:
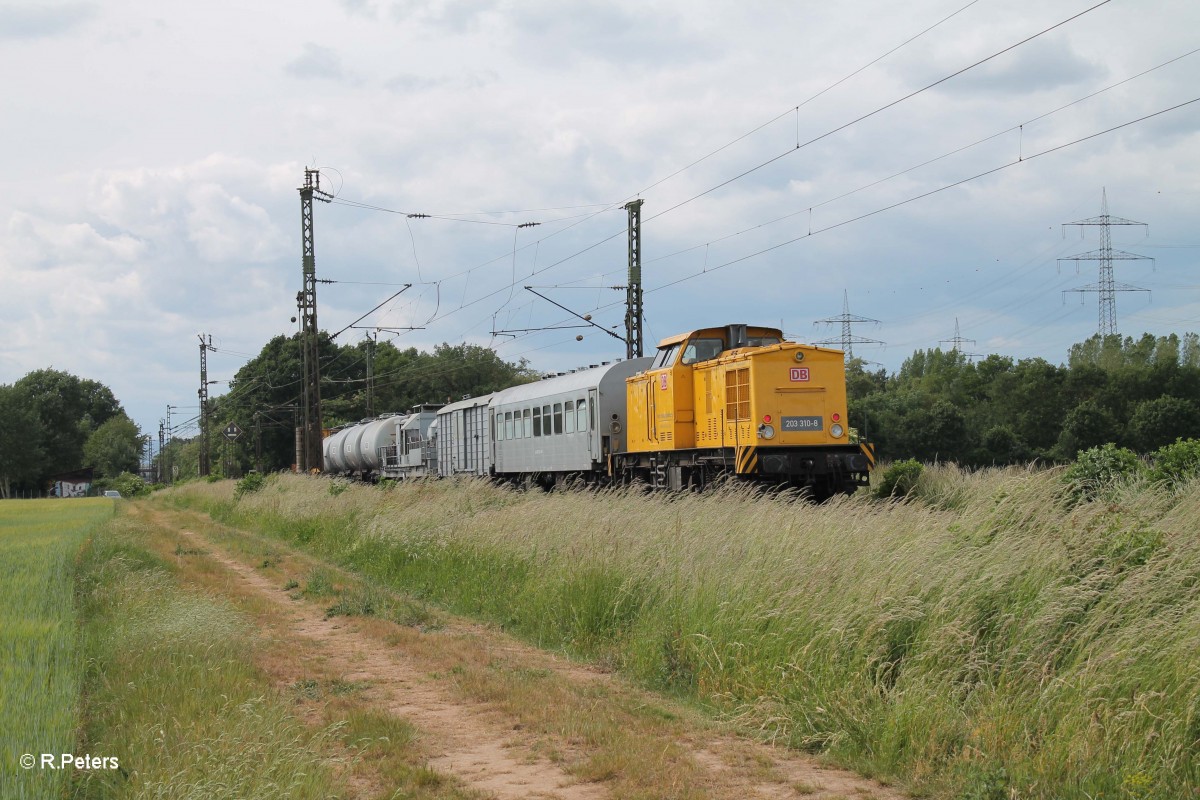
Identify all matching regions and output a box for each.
[0,498,113,800]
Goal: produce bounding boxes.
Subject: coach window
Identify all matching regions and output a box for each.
[542,404,552,435]
[523,408,531,438]
[577,399,587,432]
[505,411,514,440]
[564,400,575,433]
[533,407,542,437]
[552,403,563,435]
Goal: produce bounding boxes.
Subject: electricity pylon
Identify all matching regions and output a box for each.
[1059,189,1152,336]
[814,290,883,361]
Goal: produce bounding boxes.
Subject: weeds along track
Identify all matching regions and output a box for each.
[165,468,1200,799]
[137,501,908,800]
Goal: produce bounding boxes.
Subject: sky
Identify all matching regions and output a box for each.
[1,0,1198,447]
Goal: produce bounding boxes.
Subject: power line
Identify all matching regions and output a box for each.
[413,0,1118,329]
[641,97,1198,296]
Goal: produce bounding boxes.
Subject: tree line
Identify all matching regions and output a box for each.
[0,369,142,497]
[6,330,1194,494]
[849,332,1200,465]
[188,333,541,475]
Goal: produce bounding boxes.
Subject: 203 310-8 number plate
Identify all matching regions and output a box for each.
[781,416,822,432]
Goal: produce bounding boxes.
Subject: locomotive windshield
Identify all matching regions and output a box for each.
[680,338,724,364]
[652,343,681,369]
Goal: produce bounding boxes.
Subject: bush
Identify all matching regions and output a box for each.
[104,471,149,498]
[235,471,266,499]
[1063,443,1143,501]
[1147,438,1200,488]
[874,459,923,499]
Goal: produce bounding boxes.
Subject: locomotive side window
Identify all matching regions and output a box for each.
[577,399,587,432]
[523,408,532,438]
[564,400,575,433]
[747,336,781,347]
[533,407,542,437]
[553,403,563,435]
[681,337,723,365]
[652,343,681,369]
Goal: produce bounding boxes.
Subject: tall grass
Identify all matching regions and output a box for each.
[169,469,1200,798]
[0,499,112,800]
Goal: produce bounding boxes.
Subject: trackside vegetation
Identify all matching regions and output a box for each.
[168,466,1200,799]
[0,499,111,800]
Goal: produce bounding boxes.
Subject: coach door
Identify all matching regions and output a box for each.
[588,388,599,463]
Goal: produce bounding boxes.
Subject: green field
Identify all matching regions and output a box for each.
[0,499,114,800]
[172,469,1200,799]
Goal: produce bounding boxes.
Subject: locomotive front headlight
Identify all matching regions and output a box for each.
[758,423,775,440]
[830,423,845,438]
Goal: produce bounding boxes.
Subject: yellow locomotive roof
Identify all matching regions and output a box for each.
[654,325,786,348]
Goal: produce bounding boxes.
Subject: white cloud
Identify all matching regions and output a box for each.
[0,0,1198,434]
[0,2,97,40]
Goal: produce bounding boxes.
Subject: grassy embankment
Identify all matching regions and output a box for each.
[168,469,1200,799]
[1,499,111,800]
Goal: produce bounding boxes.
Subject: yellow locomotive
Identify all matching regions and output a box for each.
[615,323,873,497]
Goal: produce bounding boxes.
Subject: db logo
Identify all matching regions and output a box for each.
[659,373,669,390]
[789,367,810,382]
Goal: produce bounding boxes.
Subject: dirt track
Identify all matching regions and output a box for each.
[138,504,908,800]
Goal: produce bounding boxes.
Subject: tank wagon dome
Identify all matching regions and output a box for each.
[341,420,374,471]
[325,426,352,473]
[357,414,404,472]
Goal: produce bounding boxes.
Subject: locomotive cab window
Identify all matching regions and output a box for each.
[681,337,724,365]
[652,343,681,369]
[746,336,781,348]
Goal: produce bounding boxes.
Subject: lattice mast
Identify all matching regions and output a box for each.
[1059,189,1152,336]
[624,199,644,360]
[940,318,982,360]
[814,290,883,361]
[197,334,211,476]
[298,168,332,472]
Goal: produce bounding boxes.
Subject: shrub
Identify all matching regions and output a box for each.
[1147,438,1200,489]
[874,459,923,499]
[110,471,149,497]
[1063,443,1142,501]
[235,471,266,499]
